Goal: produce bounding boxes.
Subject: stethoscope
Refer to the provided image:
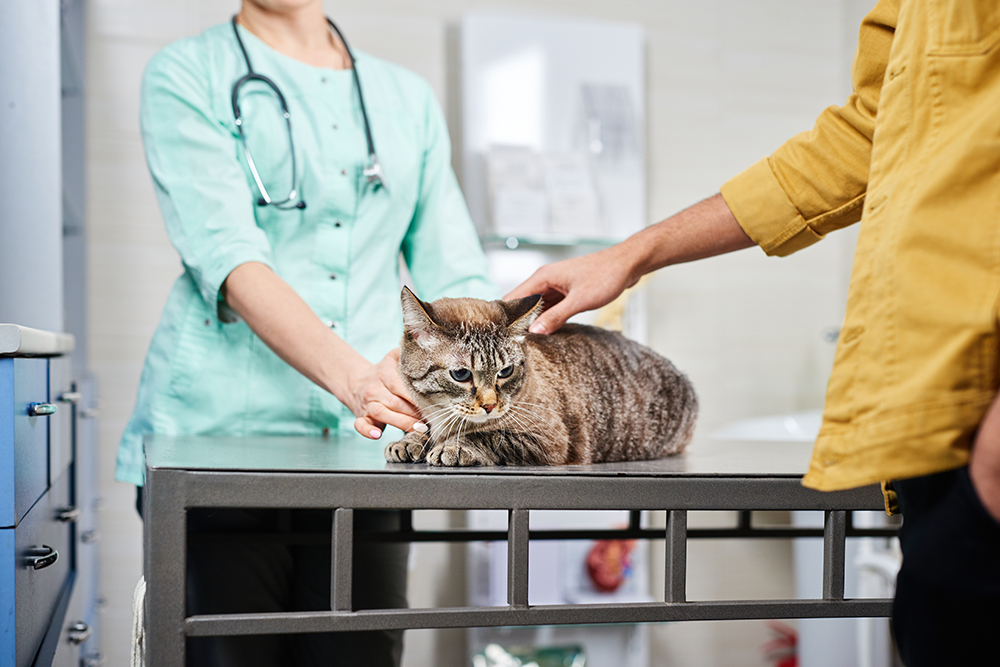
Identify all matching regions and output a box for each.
[230,15,384,211]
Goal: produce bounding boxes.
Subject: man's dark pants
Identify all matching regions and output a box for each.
[893,466,1000,666]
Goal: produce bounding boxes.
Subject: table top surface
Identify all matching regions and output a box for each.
[145,433,814,478]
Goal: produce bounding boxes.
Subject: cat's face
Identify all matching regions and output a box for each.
[398,288,542,434]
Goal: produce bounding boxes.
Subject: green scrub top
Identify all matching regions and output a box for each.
[115,22,497,486]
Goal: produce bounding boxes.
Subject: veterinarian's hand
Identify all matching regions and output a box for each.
[970,389,1000,523]
[505,245,637,335]
[349,349,428,440]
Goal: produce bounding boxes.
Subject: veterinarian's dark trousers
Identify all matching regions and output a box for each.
[892,466,1000,666]
[137,491,408,667]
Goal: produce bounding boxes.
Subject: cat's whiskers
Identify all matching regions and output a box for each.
[497,410,552,465]
[506,407,558,464]
[419,400,456,418]
[507,404,555,431]
[422,407,458,428]
[509,400,562,420]
[435,410,465,440]
[424,403,456,434]
[422,400,472,438]
[418,404,456,432]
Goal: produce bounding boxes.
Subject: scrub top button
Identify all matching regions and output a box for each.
[329,273,337,280]
[341,169,347,176]
[334,221,342,228]
[321,77,327,84]
[325,320,340,329]
[332,124,338,130]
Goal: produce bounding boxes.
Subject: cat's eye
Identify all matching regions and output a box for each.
[497,366,514,379]
[450,368,472,383]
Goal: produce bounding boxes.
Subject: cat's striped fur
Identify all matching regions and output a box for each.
[385,287,698,467]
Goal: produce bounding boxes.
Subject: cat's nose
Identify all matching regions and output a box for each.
[482,403,496,414]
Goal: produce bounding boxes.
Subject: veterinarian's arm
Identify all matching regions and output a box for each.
[970,390,1000,523]
[222,262,426,439]
[507,194,752,334]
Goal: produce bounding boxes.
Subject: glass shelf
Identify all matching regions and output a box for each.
[480,234,623,250]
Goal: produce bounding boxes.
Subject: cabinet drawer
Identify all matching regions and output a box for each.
[14,472,73,667]
[0,358,52,528]
[48,358,73,487]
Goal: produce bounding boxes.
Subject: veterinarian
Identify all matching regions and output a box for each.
[115,0,496,664]
[508,1,1000,664]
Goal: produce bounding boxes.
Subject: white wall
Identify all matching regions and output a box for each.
[86,1,872,665]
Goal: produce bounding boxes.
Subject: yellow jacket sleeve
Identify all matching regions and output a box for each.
[720,0,899,256]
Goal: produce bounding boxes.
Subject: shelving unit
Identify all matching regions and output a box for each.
[480,234,622,250]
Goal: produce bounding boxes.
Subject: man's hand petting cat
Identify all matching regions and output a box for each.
[505,244,637,335]
[349,348,427,440]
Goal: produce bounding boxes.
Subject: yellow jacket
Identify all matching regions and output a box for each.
[721,0,1000,495]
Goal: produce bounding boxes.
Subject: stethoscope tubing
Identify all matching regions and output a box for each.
[230,15,382,210]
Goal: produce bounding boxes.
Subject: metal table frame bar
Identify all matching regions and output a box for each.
[144,469,896,667]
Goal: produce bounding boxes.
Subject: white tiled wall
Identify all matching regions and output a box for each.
[86,1,873,665]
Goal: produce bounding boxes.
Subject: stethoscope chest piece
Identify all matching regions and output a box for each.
[364,154,384,190]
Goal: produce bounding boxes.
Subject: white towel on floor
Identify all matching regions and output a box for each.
[131,576,146,667]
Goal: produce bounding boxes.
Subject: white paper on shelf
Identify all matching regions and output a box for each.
[492,187,548,236]
[542,151,601,236]
[486,145,548,236]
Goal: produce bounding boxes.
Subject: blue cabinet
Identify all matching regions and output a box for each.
[1,358,52,528]
[1,353,90,667]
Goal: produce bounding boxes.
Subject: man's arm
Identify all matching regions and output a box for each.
[222,262,426,439]
[508,0,899,333]
[505,194,753,334]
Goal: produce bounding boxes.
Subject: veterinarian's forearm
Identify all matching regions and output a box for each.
[620,193,754,284]
[222,261,368,407]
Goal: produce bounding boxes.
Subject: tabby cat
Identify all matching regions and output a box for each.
[385,287,698,467]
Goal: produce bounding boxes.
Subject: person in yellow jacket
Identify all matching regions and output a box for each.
[508,1,1000,664]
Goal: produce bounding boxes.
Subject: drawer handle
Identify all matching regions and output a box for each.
[67,621,92,645]
[59,391,83,404]
[56,506,80,523]
[25,545,59,570]
[28,402,57,417]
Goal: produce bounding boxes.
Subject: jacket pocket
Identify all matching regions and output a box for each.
[167,298,218,395]
[928,0,1000,56]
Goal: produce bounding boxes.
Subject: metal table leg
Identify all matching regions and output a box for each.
[144,470,187,667]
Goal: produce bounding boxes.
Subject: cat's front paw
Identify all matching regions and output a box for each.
[384,431,430,463]
[426,442,488,467]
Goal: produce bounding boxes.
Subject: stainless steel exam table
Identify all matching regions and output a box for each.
[143,433,897,666]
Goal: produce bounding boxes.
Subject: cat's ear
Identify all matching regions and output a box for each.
[502,294,543,340]
[401,286,442,347]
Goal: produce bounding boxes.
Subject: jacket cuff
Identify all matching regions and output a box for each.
[720,157,824,257]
